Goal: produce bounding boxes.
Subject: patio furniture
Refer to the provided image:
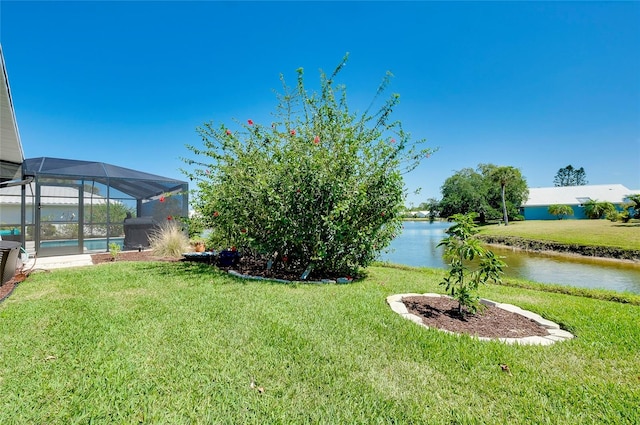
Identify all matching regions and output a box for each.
[0,240,21,285]
[123,217,158,250]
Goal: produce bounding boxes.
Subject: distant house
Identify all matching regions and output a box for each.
[406,210,433,218]
[521,184,639,220]
[0,184,109,224]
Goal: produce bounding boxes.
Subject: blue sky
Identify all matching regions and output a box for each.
[2,1,639,207]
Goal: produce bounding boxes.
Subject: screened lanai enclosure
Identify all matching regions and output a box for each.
[0,157,188,257]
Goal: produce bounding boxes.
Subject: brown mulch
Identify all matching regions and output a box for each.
[1,250,548,340]
[0,271,29,303]
[403,295,550,339]
[91,251,323,281]
[223,253,349,282]
[0,277,19,302]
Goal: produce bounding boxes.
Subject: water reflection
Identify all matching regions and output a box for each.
[381,221,451,269]
[379,221,640,294]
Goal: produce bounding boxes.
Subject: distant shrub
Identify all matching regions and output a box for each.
[149,221,190,258]
[584,200,616,219]
[58,223,79,238]
[623,194,640,220]
[548,204,574,220]
[606,210,628,223]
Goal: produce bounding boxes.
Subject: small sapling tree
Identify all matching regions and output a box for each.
[108,242,121,261]
[438,213,506,315]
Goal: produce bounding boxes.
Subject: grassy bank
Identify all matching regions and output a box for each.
[1,261,639,423]
[477,219,640,251]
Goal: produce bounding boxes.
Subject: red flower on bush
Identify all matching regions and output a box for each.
[226,129,232,135]
[167,216,172,220]
[247,119,254,126]
[213,211,219,217]
[313,135,320,144]
[159,196,165,203]
[282,255,288,262]
[240,228,247,234]
[391,138,396,144]
[290,129,296,135]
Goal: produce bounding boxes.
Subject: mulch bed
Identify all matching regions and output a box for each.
[92,251,337,281]
[0,271,28,304]
[403,295,549,338]
[1,250,549,339]
[220,253,349,282]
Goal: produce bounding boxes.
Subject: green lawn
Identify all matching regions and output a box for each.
[478,219,640,250]
[1,261,638,423]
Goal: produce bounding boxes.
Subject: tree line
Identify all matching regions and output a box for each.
[411,164,529,225]
[413,164,638,223]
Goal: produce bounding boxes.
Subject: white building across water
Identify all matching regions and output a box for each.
[521,184,639,220]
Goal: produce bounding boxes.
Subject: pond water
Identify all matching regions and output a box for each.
[378,221,640,294]
[41,237,124,251]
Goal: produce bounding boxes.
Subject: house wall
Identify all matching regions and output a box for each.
[523,204,626,220]
[0,204,22,225]
[522,206,585,220]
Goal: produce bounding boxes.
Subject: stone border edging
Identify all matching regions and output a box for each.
[387,293,574,345]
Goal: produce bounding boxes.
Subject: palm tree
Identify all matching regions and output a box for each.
[625,194,640,219]
[489,166,522,226]
[548,204,574,220]
[583,200,616,219]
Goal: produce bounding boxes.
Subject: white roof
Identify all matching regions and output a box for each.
[524,184,637,206]
[0,184,108,205]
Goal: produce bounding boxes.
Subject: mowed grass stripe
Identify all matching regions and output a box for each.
[478,219,640,250]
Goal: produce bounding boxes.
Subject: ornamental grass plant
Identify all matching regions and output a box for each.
[148,220,190,258]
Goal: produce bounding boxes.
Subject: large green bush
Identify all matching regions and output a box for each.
[183,57,433,276]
